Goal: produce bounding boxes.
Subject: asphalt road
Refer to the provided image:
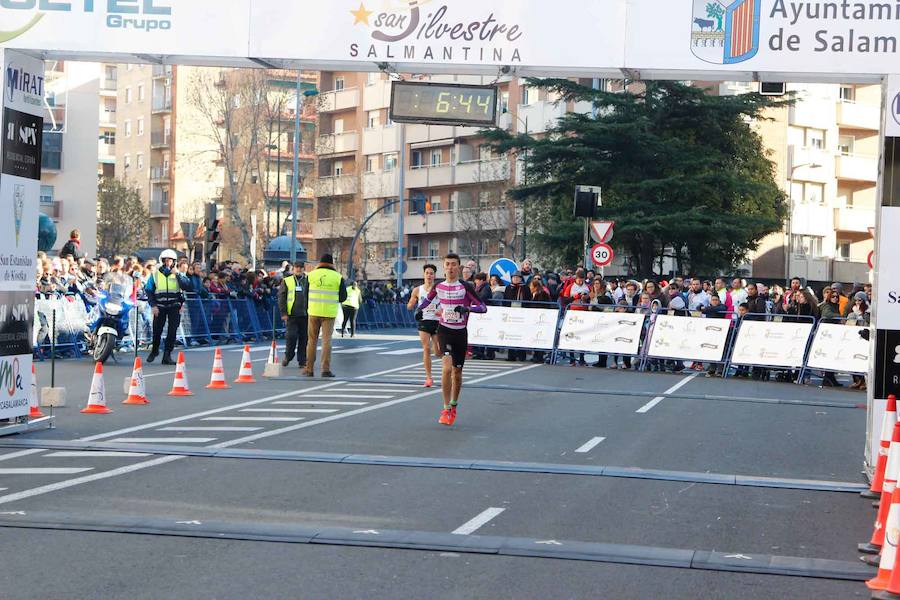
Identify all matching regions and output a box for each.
[0,333,875,599]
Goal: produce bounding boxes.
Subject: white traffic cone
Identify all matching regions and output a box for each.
[81,362,112,414]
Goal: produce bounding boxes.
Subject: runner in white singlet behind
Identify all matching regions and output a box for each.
[407,263,441,388]
[415,253,487,426]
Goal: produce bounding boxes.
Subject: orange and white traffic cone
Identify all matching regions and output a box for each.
[167,352,193,397]
[868,395,899,500]
[81,362,112,414]
[267,340,278,365]
[123,357,149,405]
[869,446,900,591]
[206,348,230,389]
[874,542,900,599]
[863,422,900,556]
[28,363,45,419]
[234,345,256,384]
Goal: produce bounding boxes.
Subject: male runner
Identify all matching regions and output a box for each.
[416,253,487,426]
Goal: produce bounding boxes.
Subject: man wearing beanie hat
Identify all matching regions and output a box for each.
[304,253,347,377]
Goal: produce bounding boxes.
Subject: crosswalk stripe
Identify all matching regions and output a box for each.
[45,451,153,458]
[202,416,304,422]
[274,401,368,406]
[239,408,338,414]
[332,346,388,354]
[158,427,263,432]
[0,468,93,475]
[299,394,393,399]
[379,348,426,356]
[343,383,416,389]
[110,437,216,444]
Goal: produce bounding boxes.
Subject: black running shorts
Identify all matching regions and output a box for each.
[437,325,468,368]
[417,320,439,335]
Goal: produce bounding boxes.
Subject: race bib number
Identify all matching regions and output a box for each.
[443,309,463,324]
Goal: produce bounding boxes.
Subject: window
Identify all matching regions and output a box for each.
[430,149,442,166]
[448,194,457,211]
[479,145,494,161]
[430,195,441,212]
[383,199,397,215]
[365,156,378,173]
[40,185,54,204]
[137,117,144,136]
[839,86,856,102]
[837,241,851,260]
[838,135,855,156]
[384,153,398,172]
[104,65,116,81]
[367,110,380,129]
[410,241,421,258]
[803,182,825,205]
[334,77,345,91]
[805,128,825,150]
[366,72,379,86]
[136,153,144,170]
[42,132,62,170]
[791,235,824,257]
[124,119,131,137]
[124,154,131,170]
[476,239,489,255]
[333,119,344,134]
[500,91,510,114]
[333,160,343,176]
[479,191,493,207]
[428,240,440,258]
[125,86,132,103]
[522,86,537,105]
[382,245,397,261]
[137,84,145,102]
[410,150,423,169]
[102,131,115,145]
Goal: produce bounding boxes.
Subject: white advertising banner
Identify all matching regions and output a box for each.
[877,207,900,330]
[251,0,628,71]
[469,306,558,351]
[0,49,39,421]
[647,315,730,362]
[627,0,900,78]
[806,323,870,374]
[887,75,900,138]
[557,311,644,355]
[730,320,814,368]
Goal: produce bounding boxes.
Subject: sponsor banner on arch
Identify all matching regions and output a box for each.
[557,310,644,356]
[250,0,627,71]
[887,75,900,138]
[469,306,557,351]
[806,323,870,374]
[876,207,900,330]
[647,315,730,362]
[730,320,814,369]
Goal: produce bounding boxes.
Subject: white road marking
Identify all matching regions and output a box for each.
[0,362,537,507]
[636,373,701,414]
[274,401,368,406]
[0,488,6,492]
[574,437,607,454]
[343,383,416,388]
[299,394,393,399]
[451,507,506,535]
[109,438,217,444]
[379,348,426,356]
[0,468,93,475]
[202,416,304,422]
[535,540,563,546]
[142,370,177,379]
[332,346,388,354]
[0,450,46,463]
[45,451,153,458]
[228,347,282,353]
[158,427,262,432]
[239,408,338,414]
[176,520,202,525]
[356,362,424,379]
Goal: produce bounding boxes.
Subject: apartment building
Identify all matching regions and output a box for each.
[312,72,590,281]
[722,82,881,284]
[40,61,100,257]
[98,63,117,178]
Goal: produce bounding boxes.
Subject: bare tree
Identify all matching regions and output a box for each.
[454,157,517,270]
[96,177,149,257]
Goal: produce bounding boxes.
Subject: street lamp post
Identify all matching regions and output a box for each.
[289,71,318,264]
[784,161,822,282]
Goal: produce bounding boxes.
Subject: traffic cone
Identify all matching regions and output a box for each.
[206,348,229,390]
[863,422,900,555]
[869,452,900,591]
[869,396,900,499]
[28,364,44,418]
[234,345,256,384]
[167,352,193,397]
[123,357,149,405]
[267,340,279,365]
[874,544,900,599]
[80,362,112,414]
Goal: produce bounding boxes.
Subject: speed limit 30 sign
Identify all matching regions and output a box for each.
[591,243,614,268]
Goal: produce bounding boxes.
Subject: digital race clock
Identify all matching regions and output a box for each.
[389,81,499,127]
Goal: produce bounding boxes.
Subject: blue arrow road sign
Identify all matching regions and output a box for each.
[489,258,518,285]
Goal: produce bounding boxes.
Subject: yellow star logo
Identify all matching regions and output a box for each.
[350,2,373,26]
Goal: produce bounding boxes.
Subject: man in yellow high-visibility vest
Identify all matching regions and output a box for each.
[340,281,362,338]
[304,254,347,378]
[277,260,309,368]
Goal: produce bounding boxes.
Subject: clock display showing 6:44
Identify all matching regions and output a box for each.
[390,81,499,127]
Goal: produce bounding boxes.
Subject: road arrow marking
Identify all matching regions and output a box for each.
[724,554,753,560]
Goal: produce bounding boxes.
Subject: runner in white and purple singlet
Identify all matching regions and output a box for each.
[415,253,487,426]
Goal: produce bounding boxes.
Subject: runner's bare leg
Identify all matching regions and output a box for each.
[441,354,453,409]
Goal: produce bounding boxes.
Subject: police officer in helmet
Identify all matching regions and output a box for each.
[145,249,193,365]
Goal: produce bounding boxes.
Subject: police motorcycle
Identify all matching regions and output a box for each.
[86,273,136,364]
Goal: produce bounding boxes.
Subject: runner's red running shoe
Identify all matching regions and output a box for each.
[439,409,451,425]
[447,406,457,426]
[424,377,433,388]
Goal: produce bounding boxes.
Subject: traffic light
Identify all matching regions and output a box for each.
[204,202,220,267]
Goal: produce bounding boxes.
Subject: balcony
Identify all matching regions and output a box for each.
[789,99,835,129]
[833,206,876,233]
[98,141,115,162]
[362,170,400,199]
[149,197,169,218]
[516,100,567,134]
[152,95,173,113]
[455,158,511,185]
[316,131,359,155]
[788,146,831,183]
[151,131,171,148]
[405,210,455,235]
[362,125,402,155]
[99,79,117,95]
[833,259,871,283]
[152,65,173,79]
[150,166,170,182]
[407,163,453,188]
[318,87,360,113]
[313,217,357,239]
[836,101,880,131]
[835,153,878,182]
[99,109,116,127]
[315,174,358,197]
